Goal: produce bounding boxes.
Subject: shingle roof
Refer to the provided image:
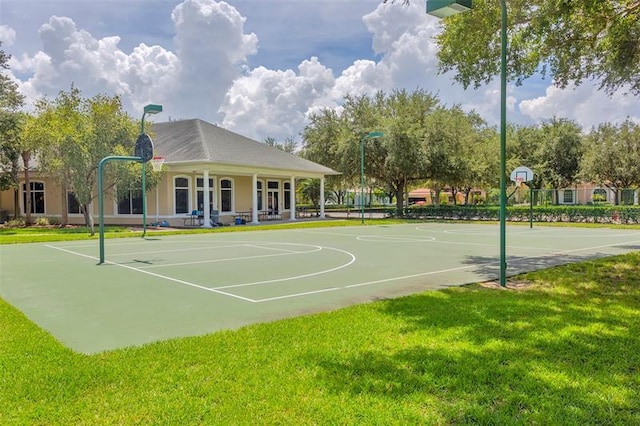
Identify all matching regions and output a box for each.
[152,119,338,175]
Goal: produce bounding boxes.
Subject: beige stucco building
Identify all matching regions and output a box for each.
[0,119,339,226]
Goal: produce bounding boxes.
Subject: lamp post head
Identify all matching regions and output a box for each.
[426,0,472,18]
[143,104,163,115]
[363,131,384,140]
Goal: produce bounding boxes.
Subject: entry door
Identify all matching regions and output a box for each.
[267,181,279,213]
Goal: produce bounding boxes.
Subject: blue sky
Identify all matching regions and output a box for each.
[1,0,638,142]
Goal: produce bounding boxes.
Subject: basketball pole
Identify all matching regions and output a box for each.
[140,104,163,238]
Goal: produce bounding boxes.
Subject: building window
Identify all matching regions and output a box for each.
[196,177,215,211]
[220,178,233,212]
[22,181,45,214]
[117,189,143,214]
[563,189,574,204]
[592,188,607,204]
[256,180,263,211]
[284,182,291,210]
[174,177,190,214]
[267,181,279,214]
[67,191,81,214]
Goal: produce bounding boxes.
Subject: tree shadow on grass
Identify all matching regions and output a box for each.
[462,252,628,282]
[309,253,640,423]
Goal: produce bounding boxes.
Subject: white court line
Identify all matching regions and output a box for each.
[108,243,252,257]
[212,246,356,290]
[44,244,257,303]
[337,238,640,291]
[242,244,307,254]
[255,287,342,303]
[140,247,321,269]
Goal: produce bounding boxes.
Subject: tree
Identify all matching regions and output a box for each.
[335,90,439,215]
[581,119,640,204]
[427,0,640,95]
[422,106,493,205]
[301,107,352,205]
[263,136,297,153]
[32,88,142,233]
[0,43,25,219]
[538,118,584,203]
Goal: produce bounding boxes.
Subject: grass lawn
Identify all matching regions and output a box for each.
[1,223,639,424]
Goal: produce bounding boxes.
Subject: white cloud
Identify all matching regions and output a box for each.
[0,25,17,46]
[519,82,640,131]
[221,57,337,140]
[5,0,639,143]
[170,0,258,119]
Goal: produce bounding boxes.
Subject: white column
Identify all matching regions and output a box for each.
[251,173,259,224]
[202,170,211,228]
[319,177,326,218]
[289,176,296,221]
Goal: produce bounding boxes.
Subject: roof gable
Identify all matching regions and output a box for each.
[152,119,337,175]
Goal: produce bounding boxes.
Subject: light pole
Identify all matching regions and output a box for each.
[360,131,384,224]
[140,104,162,237]
[427,0,508,287]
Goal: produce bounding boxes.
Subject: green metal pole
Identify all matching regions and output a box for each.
[360,137,365,225]
[98,157,106,264]
[499,0,508,287]
[529,187,533,229]
[141,113,147,237]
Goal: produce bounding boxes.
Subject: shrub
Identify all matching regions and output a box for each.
[6,216,25,227]
[401,205,640,224]
[35,217,50,226]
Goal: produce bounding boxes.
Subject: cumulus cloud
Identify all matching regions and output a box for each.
[9,0,256,122]
[519,82,640,130]
[6,0,639,143]
[221,57,337,140]
[171,0,257,119]
[0,25,17,46]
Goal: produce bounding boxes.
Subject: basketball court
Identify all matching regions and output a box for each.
[2,222,639,353]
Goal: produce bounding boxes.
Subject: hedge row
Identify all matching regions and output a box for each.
[396,205,640,224]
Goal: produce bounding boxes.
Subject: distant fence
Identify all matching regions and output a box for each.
[510,187,639,206]
[396,204,640,224]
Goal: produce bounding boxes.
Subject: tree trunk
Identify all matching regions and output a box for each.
[82,202,95,235]
[22,151,32,225]
[61,181,69,226]
[395,187,405,217]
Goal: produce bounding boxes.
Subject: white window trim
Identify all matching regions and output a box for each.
[219,177,235,214]
[114,187,144,216]
[173,175,192,215]
[21,180,46,215]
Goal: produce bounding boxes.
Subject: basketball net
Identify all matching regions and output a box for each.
[150,156,165,172]
[515,177,524,188]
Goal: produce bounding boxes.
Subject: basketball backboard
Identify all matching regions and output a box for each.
[510,166,534,183]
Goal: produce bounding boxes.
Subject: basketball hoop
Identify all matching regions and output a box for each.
[515,177,524,188]
[150,156,165,172]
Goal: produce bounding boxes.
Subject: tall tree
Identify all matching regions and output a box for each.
[301,107,352,204]
[427,0,640,95]
[581,119,640,204]
[538,118,584,203]
[0,43,25,219]
[32,88,140,233]
[263,136,297,153]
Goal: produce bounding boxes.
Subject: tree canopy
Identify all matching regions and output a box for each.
[0,43,25,215]
[401,0,640,95]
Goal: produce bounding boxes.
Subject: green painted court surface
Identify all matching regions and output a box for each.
[2,223,640,354]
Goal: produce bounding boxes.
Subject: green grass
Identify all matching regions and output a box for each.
[1,247,639,424]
